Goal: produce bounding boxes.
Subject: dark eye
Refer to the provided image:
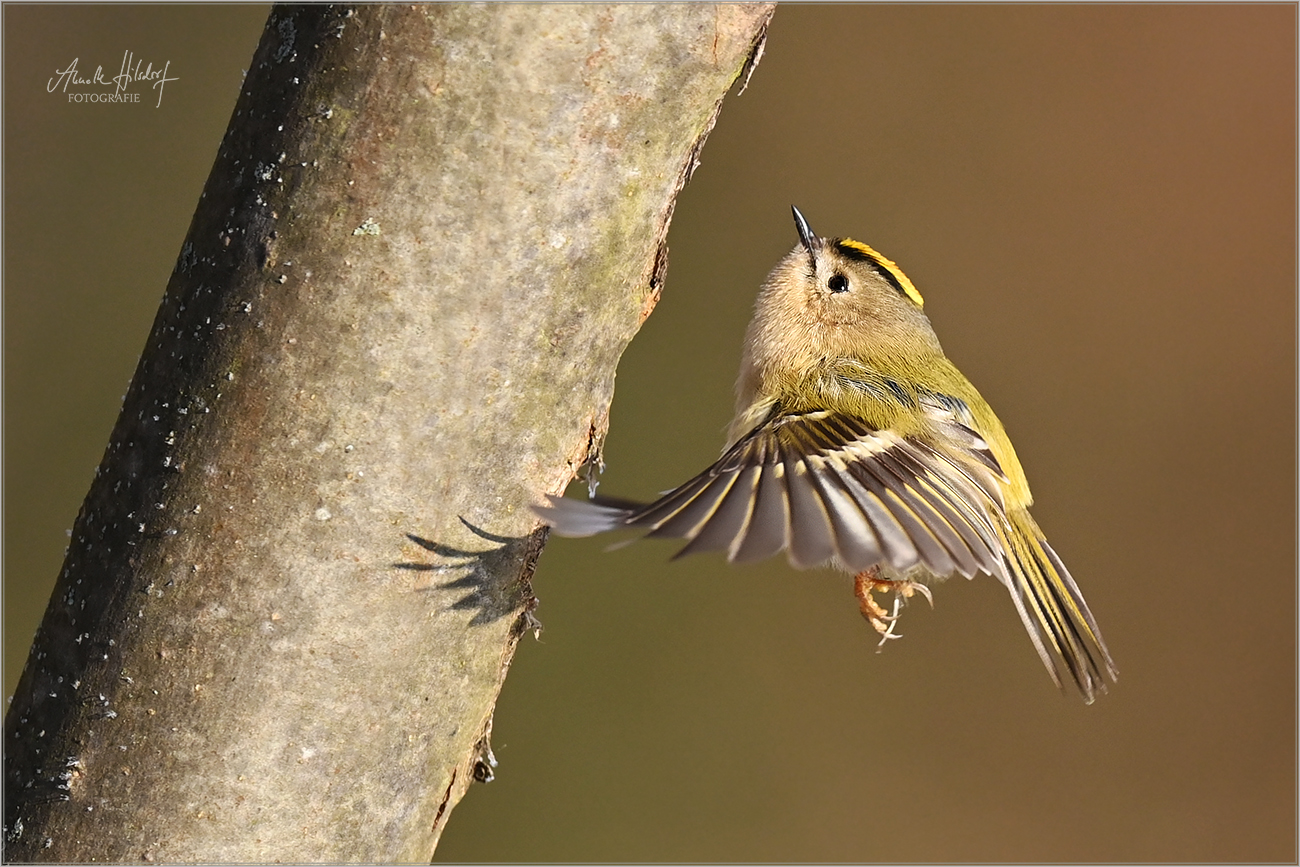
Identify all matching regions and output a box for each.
[828,273,849,293]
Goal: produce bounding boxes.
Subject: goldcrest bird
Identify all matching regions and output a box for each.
[537,207,1117,702]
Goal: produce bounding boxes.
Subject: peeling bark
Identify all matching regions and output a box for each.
[3,4,774,861]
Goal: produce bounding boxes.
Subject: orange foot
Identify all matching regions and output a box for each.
[853,567,934,648]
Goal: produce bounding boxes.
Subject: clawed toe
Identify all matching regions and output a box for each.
[853,569,932,648]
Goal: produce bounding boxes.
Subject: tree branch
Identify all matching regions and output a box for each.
[3,4,774,860]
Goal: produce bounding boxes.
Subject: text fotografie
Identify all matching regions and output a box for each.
[48,51,178,108]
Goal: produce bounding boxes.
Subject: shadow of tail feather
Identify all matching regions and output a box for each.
[535,494,1117,703]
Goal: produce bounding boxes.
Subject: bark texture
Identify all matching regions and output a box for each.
[3,4,774,861]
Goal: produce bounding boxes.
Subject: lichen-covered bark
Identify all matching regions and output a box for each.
[3,4,774,861]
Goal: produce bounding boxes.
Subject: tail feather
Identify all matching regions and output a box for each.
[996,511,1117,703]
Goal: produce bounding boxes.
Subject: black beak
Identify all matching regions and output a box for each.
[791,205,817,266]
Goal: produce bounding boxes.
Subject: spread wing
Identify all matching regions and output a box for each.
[537,403,1118,701]
[538,409,1009,579]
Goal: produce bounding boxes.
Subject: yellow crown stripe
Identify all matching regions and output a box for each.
[837,238,925,307]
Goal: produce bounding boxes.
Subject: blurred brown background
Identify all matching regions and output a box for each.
[5,5,1294,862]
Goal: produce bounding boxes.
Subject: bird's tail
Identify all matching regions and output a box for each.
[995,510,1117,703]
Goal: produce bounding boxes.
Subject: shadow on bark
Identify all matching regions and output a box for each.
[398,520,546,631]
